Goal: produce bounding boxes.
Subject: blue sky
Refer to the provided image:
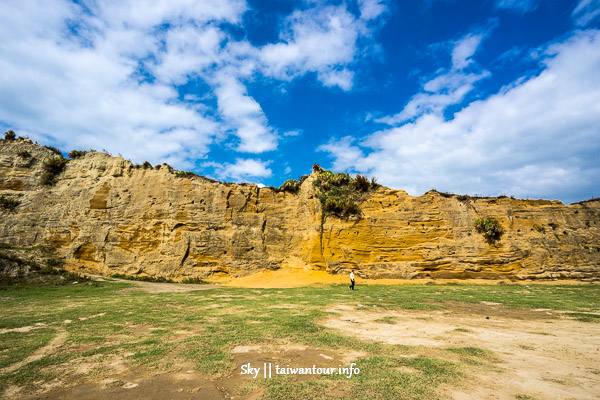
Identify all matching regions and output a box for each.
[1,0,599,203]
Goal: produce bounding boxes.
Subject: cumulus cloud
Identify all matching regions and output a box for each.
[213,74,278,153]
[152,25,224,85]
[0,0,243,168]
[321,30,600,203]
[259,4,374,90]
[0,0,389,171]
[204,158,272,181]
[572,0,600,26]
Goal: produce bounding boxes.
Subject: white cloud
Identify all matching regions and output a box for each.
[0,0,389,169]
[321,30,600,203]
[283,130,302,137]
[86,0,247,30]
[495,0,538,13]
[259,5,368,90]
[0,0,251,169]
[495,45,526,65]
[358,0,387,21]
[204,158,272,181]
[317,69,355,91]
[152,25,223,85]
[213,74,278,153]
[451,33,484,70]
[377,32,490,125]
[572,0,600,26]
[317,136,366,172]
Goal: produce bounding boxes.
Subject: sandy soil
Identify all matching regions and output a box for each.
[208,267,590,289]
[96,267,591,291]
[323,304,600,400]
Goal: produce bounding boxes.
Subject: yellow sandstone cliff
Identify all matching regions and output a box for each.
[1,138,599,281]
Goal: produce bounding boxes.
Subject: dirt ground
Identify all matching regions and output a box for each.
[14,343,362,400]
[6,280,599,399]
[323,304,600,400]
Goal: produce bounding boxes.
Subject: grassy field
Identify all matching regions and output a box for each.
[1,281,599,399]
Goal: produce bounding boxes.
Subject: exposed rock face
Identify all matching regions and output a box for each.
[1,139,599,280]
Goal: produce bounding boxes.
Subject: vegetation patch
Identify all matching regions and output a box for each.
[0,195,20,211]
[174,171,197,179]
[309,164,379,251]
[447,347,494,359]
[474,218,504,244]
[180,277,208,284]
[4,130,16,140]
[374,316,397,324]
[40,156,67,186]
[0,249,90,289]
[43,145,62,156]
[110,273,174,283]
[567,312,600,323]
[67,150,88,159]
[275,179,301,194]
[312,164,377,219]
[533,224,546,233]
[427,190,511,202]
[109,272,206,285]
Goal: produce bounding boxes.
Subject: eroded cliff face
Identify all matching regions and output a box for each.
[1,139,599,280]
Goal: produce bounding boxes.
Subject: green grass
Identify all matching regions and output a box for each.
[0,328,56,369]
[447,347,494,359]
[0,282,598,398]
[374,316,397,324]
[515,395,537,400]
[453,328,471,333]
[566,312,600,322]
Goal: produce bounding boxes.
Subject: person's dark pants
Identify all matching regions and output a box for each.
[349,279,355,290]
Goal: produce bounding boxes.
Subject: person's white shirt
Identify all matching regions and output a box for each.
[350,271,354,281]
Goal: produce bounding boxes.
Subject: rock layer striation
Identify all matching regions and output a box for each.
[1,139,599,280]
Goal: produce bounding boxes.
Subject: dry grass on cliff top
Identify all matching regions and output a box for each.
[0,280,598,399]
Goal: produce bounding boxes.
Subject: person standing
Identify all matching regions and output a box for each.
[349,271,355,291]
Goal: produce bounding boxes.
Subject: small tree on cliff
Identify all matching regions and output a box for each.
[4,130,16,140]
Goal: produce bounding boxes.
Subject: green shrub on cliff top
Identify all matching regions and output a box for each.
[67,149,88,159]
[175,171,197,179]
[44,145,62,156]
[313,168,376,219]
[4,130,16,140]
[277,179,301,194]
